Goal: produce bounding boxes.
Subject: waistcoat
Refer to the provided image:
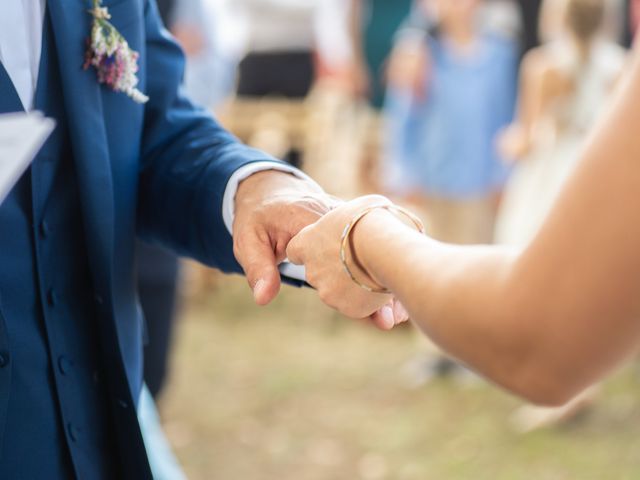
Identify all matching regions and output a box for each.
[0,11,120,479]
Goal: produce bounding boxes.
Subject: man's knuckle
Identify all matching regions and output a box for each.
[233,242,244,261]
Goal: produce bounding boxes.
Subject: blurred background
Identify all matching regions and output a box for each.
[140,0,640,478]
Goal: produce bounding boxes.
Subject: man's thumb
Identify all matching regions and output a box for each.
[235,234,282,306]
[250,261,281,306]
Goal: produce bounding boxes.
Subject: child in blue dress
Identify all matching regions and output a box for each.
[384,0,517,245]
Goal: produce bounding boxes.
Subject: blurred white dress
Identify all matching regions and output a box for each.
[495,40,625,245]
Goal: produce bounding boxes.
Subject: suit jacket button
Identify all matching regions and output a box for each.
[67,423,79,442]
[0,352,9,368]
[58,356,71,375]
[47,289,58,307]
[39,221,51,238]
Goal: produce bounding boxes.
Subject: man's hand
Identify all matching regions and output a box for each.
[233,171,409,329]
[233,170,340,305]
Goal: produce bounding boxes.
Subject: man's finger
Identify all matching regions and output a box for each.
[285,195,339,235]
[235,230,281,306]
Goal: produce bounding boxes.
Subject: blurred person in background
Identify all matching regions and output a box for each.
[496,0,625,250]
[345,0,414,191]
[278,0,368,197]
[538,0,626,46]
[384,0,528,115]
[171,0,245,109]
[159,0,243,109]
[231,0,325,169]
[483,0,522,39]
[295,0,416,197]
[235,0,320,101]
[383,0,518,382]
[356,0,415,110]
[495,0,626,431]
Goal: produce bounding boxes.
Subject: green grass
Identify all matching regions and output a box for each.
[160,276,640,480]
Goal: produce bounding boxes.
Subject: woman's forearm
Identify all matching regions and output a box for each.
[352,213,561,402]
[352,207,636,405]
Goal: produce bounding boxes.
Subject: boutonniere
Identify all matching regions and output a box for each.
[83,0,149,104]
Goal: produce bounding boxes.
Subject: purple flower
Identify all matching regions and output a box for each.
[84,0,148,104]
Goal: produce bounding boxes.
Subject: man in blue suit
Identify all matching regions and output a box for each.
[0,0,409,478]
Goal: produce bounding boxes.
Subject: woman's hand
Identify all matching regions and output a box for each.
[286,195,409,330]
[497,124,531,162]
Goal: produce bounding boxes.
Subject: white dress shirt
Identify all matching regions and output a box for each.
[0,0,313,279]
[0,0,46,111]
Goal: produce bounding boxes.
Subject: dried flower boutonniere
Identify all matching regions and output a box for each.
[83,0,149,104]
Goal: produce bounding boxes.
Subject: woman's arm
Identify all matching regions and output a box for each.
[288,44,640,406]
[498,49,565,160]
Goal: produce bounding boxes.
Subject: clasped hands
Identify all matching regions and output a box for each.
[233,170,408,330]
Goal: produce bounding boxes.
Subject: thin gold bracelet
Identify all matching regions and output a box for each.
[339,204,426,294]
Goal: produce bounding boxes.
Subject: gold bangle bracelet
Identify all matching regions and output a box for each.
[339,204,426,294]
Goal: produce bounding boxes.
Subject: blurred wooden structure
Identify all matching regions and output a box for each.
[218,98,310,162]
[217,84,378,198]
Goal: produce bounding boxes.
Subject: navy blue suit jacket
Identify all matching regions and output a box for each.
[45,0,275,399]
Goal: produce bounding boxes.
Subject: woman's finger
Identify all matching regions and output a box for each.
[369,304,396,331]
[285,224,313,266]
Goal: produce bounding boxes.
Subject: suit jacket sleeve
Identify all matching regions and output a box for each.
[136,0,280,274]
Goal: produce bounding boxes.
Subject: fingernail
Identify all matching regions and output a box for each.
[381,305,395,330]
[253,278,266,302]
[393,302,409,323]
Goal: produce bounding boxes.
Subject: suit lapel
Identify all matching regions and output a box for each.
[46,1,115,295]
